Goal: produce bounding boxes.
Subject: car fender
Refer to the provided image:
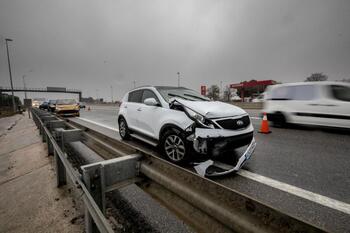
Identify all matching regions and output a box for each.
[156,110,194,139]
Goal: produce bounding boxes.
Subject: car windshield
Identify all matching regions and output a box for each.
[156,87,209,102]
[56,99,76,105]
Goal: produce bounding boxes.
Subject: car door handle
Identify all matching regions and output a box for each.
[124,105,127,108]
[137,108,142,111]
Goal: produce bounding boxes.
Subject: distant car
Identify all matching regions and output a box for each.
[230,95,242,101]
[263,82,350,128]
[48,100,57,112]
[32,98,45,108]
[55,99,80,117]
[252,93,265,103]
[118,86,256,172]
[78,102,86,109]
[39,101,49,110]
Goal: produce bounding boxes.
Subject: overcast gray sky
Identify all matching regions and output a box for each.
[1,0,350,101]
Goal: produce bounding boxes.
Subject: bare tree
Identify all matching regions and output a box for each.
[305,73,328,82]
[207,85,220,100]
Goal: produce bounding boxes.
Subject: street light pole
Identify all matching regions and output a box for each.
[22,75,27,99]
[177,72,180,87]
[220,81,223,99]
[96,89,99,101]
[110,85,114,103]
[5,38,16,112]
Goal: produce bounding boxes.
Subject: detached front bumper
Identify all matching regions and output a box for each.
[188,125,256,177]
[191,125,254,155]
[194,137,256,177]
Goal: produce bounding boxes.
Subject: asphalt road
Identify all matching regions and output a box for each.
[76,105,350,233]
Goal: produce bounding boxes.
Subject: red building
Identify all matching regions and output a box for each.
[230,80,277,100]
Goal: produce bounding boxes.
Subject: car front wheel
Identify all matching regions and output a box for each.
[161,128,189,164]
[118,117,131,140]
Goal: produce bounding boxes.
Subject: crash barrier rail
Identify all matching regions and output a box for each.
[31,108,327,233]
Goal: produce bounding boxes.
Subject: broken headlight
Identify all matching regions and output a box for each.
[186,108,205,123]
[185,107,214,129]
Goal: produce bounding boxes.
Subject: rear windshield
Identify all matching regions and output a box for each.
[156,87,209,102]
[56,99,76,105]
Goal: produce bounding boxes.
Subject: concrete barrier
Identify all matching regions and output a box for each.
[230,102,263,109]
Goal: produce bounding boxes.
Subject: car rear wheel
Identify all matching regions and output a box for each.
[161,128,189,164]
[271,112,286,127]
[118,117,131,140]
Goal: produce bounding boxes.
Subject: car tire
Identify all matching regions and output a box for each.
[118,117,131,140]
[271,112,286,128]
[160,128,189,164]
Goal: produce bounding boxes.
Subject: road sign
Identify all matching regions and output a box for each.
[200,85,206,95]
[47,87,66,92]
[24,99,32,108]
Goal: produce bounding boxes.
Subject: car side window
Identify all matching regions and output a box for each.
[291,85,317,100]
[128,90,143,103]
[268,86,292,100]
[141,90,160,104]
[330,85,350,102]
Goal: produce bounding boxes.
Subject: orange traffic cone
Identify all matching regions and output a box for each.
[259,112,271,134]
[88,106,91,111]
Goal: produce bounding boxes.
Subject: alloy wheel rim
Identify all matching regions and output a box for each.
[164,135,185,161]
[120,121,126,137]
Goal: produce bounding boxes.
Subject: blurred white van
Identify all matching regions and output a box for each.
[263,82,350,128]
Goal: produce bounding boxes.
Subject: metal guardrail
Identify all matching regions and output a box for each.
[31,108,114,233]
[31,108,327,233]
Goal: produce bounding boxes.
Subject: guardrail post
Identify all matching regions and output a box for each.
[47,120,65,131]
[55,128,82,151]
[53,128,82,187]
[46,120,65,156]
[47,137,54,155]
[40,116,56,142]
[82,163,104,233]
[54,149,66,187]
[81,155,140,233]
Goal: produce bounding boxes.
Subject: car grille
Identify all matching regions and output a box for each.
[215,115,250,130]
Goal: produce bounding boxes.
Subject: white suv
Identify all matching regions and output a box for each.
[118,86,255,172]
[264,82,350,128]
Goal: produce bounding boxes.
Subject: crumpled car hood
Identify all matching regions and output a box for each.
[172,98,247,118]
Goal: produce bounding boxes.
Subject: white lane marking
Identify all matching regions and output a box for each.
[78,117,119,132]
[79,117,350,215]
[238,169,350,215]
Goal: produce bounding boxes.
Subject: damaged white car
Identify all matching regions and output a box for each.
[118,86,256,176]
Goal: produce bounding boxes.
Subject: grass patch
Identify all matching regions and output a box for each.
[0,107,17,118]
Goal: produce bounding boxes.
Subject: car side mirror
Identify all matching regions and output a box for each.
[144,98,159,106]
